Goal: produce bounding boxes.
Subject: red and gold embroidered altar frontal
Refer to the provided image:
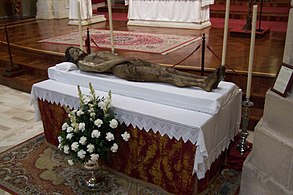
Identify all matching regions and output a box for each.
[38,100,225,194]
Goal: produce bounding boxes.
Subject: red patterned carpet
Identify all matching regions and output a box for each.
[0,133,241,195]
[39,29,200,55]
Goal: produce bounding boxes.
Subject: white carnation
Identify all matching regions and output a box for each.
[63,145,70,154]
[62,123,68,131]
[77,109,84,116]
[109,119,118,129]
[106,132,114,141]
[98,101,105,109]
[91,130,101,138]
[90,154,99,162]
[71,142,79,151]
[121,131,130,142]
[87,144,95,153]
[78,123,86,132]
[66,126,74,133]
[111,143,118,153]
[58,144,63,150]
[57,136,63,143]
[77,149,86,159]
[79,136,87,145]
[66,133,73,140]
[94,119,103,127]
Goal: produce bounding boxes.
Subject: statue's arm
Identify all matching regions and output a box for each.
[78,58,129,72]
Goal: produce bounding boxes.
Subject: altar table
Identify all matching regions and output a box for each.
[31,66,241,194]
[127,0,214,29]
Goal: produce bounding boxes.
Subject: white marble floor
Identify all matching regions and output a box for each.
[0,84,254,194]
[0,84,44,195]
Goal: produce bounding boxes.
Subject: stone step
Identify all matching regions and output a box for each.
[214,0,291,7]
[210,5,290,22]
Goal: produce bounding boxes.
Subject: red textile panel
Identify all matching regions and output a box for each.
[92,0,106,3]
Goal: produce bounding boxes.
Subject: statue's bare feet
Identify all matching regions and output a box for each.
[203,73,218,92]
[211,66,226,89]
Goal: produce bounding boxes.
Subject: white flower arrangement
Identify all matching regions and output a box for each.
[58,83,130,165]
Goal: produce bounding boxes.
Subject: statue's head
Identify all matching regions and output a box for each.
[65,47,85,64]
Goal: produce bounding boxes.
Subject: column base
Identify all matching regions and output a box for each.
[68,14,106,26]
[127,19,211,30]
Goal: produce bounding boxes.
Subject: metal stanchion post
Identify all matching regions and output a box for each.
[243,0,256,31]
[237,98,254,155]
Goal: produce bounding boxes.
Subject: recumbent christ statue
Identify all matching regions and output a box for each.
[65,47,225,92]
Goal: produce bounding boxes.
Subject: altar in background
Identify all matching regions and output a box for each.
[127,0,214,29]
[68,0,106,25]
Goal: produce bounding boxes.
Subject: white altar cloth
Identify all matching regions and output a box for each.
[127,0,214,29]
[48,66,239,115]
[31,78,241,179]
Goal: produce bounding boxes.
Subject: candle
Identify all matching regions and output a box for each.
[77,0,83,50]
[107,0,115,54]
[246,5,258,98]
[221,0,230,66]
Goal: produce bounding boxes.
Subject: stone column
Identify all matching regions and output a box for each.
[283,1,293,66]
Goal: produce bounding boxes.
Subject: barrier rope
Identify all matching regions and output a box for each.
[171,44,201,68]
[206,44,240,75]
[206,44,270,89]
[91,38,102,50]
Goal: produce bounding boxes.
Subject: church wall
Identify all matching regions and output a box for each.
[0,1,12,18]
[21,0,37,17]
[0,0,36,18]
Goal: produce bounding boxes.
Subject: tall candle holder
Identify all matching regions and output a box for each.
[243,0,256,31]
[237,98,254,155]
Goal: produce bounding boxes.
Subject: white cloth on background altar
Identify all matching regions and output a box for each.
[69,0,93,20]
[31,73,241,179]
[127,0,214,23]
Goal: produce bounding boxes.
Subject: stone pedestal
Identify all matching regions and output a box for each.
[239,90,293,195]
[36,0,54,19]
[36,0,69,19]
[68,0,105,25]
[68,15,106,25]
[52,0,69,19]
[241,155,293,195]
